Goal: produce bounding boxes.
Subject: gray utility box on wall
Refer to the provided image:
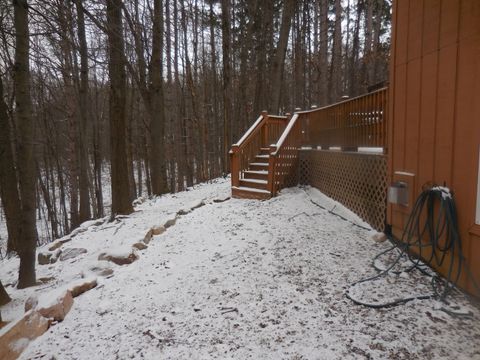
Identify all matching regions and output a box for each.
[388,181,409,206]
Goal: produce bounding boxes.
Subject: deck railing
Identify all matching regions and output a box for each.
[269,87,388,195]
[230,111,288,189]
[301,87,388,150]
[269,114,302,195]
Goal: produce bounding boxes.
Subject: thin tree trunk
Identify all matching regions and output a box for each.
[13,0,37,288]
[106,0,133,215]
[270,0,295,113]
[221,0,231,174]
[149,0,168,195]
[75,0,91,223]
[319,0,328,105]
[0,76,21,254]
[349,0,363,96]
[329,0,343,103]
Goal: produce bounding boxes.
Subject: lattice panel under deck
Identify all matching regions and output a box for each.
[298,150,388,232]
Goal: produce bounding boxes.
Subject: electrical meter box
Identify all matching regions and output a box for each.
[388,181,408,206]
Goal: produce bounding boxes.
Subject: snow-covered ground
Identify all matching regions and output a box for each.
[1,178,480,359]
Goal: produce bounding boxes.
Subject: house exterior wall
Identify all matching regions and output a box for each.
[388,0,480,294]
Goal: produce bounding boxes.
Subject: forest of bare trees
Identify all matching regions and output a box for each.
[0,0,391,291]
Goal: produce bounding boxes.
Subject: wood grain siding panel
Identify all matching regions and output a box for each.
[393,64,407,171]
[387,0,399,224]
[439,0,460,48]
[404,58,421,173]
[390,0,480,294]
[454,36,480,292]
[395,0,410,65]
[434,44,457,186]
[417,52,437,188]
[407,0,424,61]
[459,0,480,40]
[422,0,441,54]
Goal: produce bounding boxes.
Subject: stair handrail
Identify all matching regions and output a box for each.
[271,113,299,156]
[232,113,265,147]
[268,113,302,196]
[230,111,269,189]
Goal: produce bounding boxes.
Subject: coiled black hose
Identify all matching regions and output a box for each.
[346,185,479,309]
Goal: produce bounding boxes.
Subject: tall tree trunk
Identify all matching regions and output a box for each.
[149,0,168,195]
[329,0,343,103]
[0,76,21,254]
[220,0,231,174]
[75,0,91,223]
[364,0,374,88]
[319,0,328,106]
[106,0,133,215]
[349,0,363,96]
[270,0,295,113]
[13,0,37,288]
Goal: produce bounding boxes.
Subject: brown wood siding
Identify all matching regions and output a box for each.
[389,0,480,294]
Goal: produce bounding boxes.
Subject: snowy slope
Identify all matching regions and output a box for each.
[1,179,479,359]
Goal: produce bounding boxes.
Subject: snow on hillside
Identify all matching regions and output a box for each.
[1,178,480,359]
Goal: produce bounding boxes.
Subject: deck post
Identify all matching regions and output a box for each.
[261,111,268,147]
[268,144,277,196]
[230,145,240,188]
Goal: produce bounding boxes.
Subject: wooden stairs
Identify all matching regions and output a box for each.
[231,147,272,200]
[230,111,303,200]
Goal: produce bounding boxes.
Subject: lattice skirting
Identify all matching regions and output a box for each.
[298,150,388,232]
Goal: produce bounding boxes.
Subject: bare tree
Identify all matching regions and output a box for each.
[75,0,92,223]
[13,0,37,288]
[0,76,21,254]
[106,0,133,215]
[270,0,295,113]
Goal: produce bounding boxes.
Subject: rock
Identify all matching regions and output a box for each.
[37,252,52,265]
[98,247,138,265]
[38,250,61,265]
[48,241,63,251]
[164,217,177,229]
[151,225,166,236]
[98,268,114,277]
[0,311,49,360]
[37,276,55,284]
[50,249,62,263]
[67,278,97,298]
[58,236,72,244]
[145,225,166,244]
[89,263,114,277]
[69,226,87,237]
[190,199,205,210]
[132,242,148,250]
[177,208,191,215]
[24,296,38,313]
[144,229,153,244]
[371,232,388,243]
[36,289,73,322]
[59,248,87,261]
[25,289,74,321]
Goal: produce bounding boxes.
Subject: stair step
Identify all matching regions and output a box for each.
[259,148,271,155]
[241,178,267,184]
[239,178,268,190]
[232,186,271,200]
[245,170,268,175]
[243,170,268,180]
[249,163,269,171]
[256,154,269,159]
